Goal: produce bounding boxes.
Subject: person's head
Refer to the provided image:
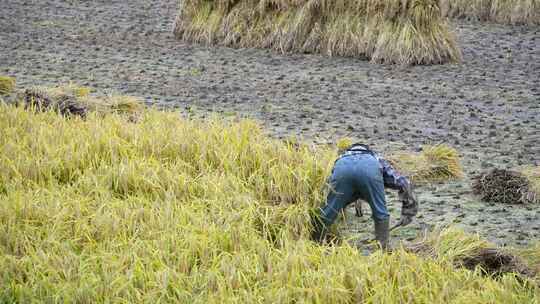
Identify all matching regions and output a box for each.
[348,143,371,151]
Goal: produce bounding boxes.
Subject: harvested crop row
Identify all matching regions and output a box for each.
[174,0,462,65]
[439,0,540,25]
[11,83,145,121]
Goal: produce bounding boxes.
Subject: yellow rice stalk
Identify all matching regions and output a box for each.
[408,227,538,282]
[0,75,16,95]
[336,137,353,153]
[516,242,540,276]
[105,95,145,116]
[35,82,91,98]
[439,0,540,25]
[521,166,540,202]
[522,166,540,194]
[389,144,463,184]
[407,227,490,261]
[174,0,462,65]
[20,83,145,120]
[0,104,538,302]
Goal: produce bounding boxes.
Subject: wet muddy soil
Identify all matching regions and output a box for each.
[1,0,539,247]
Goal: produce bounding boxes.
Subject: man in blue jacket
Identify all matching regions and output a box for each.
[311,144,418,249]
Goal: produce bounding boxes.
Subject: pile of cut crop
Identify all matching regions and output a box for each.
[407,228,538,283]
[3,82,145,122]
[0,103,538,302]
[439,0,540,25]
[389,145,463,184]
[174,0,462,65]
[0,76,16,95]
[472,169,539,204]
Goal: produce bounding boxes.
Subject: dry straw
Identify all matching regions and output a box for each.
[522,166,540,196]
[473,167,540,204]
[18,83,145,119]
[406,228,538,281]
[389,144,463,184]
[0,75,16,95]
[0,103,538,302]
[439,0,540,25]
[174,0,462,65]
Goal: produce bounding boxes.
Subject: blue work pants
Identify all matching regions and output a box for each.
[320,153,390,228]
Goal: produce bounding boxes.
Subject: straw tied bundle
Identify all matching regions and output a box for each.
[472,168,540,205]
[17,85,145,121]
[439,0,540,25]
[174,0,462,65]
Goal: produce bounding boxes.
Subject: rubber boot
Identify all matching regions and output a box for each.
[373,218,390,250]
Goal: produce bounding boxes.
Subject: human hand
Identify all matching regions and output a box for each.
[397,215,413,227]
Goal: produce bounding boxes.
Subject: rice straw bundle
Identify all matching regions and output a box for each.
[440,0,540,25]
[174,0,462,65]
[473,167,540,204]
[389,144,463,184]
[0,75,16,95]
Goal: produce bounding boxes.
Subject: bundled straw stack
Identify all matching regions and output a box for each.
[439,0,540,25]
[174,0,462,65]
[473,167,540,204]
[17,83,145,120]
[0,76,16,95]
[407,228,537,281]
[389,144,463,184]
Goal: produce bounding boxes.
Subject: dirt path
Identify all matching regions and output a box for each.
[1,0,539,247]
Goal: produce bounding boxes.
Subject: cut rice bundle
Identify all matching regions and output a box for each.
[0,75,16,95]
[440,0,540,25]
[389,144,463,184]
[17,84,145,120]
[174,0,462,65]
[406,228,538,282]
[473,168,540,204]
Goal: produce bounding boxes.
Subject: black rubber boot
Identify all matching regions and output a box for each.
[373,218,390,250]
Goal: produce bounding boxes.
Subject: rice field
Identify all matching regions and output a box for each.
[0,102,538,303]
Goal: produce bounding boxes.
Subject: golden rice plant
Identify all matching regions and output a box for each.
[21,83,91,111]
[522,166,540,194]
[439,0,540,25]
[0,104,538,302]
[389,144,463,183]
[174,0,462,65]
[33,82,91,98]
[521,166,540,203]
[19,83,146,120]
[516,242,540,277]
[0,75,16,95]
[336,137,353,153]
[80,94,146,122]
[407,227,538,281]
[106,95,145,115]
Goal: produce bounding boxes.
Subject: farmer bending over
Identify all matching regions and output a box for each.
[311,144,418,249]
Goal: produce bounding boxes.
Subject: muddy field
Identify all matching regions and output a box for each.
[1,0,539,247]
